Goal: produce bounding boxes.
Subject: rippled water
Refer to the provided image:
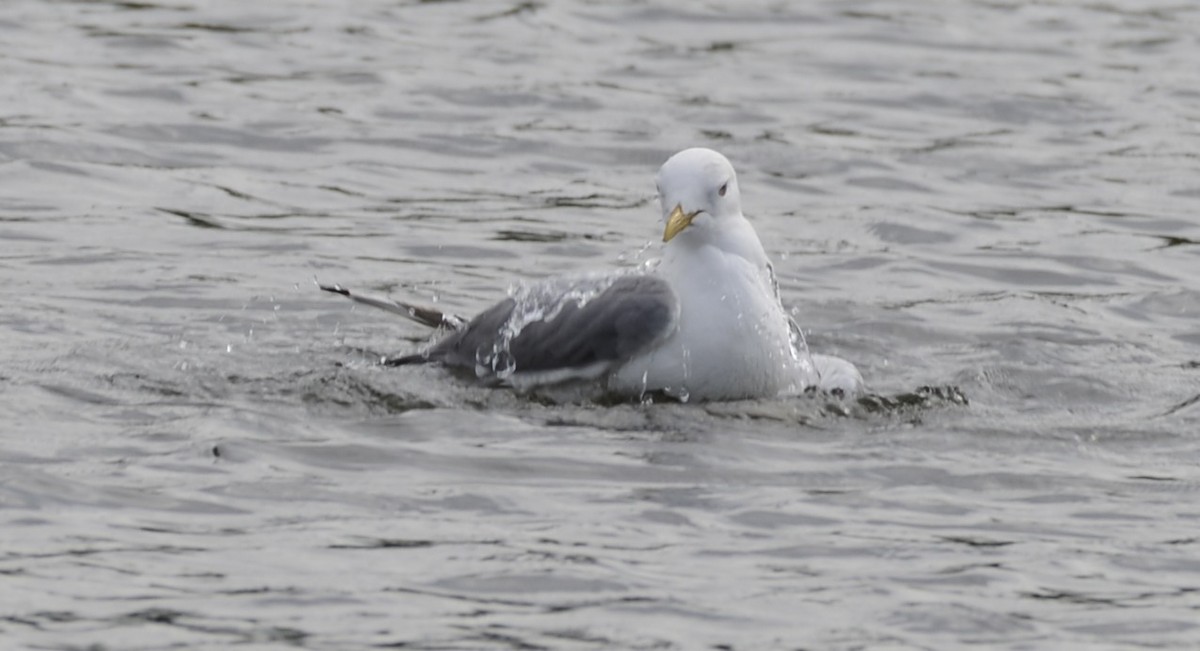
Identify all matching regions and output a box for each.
[2,1,1199,649]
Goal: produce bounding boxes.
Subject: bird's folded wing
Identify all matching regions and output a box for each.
[427,275,679,377]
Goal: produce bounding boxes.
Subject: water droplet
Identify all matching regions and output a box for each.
[492,348,516,378]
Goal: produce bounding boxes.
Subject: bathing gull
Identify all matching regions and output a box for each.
[321,147,863,401]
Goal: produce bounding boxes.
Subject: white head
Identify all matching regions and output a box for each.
[656,148,743,243]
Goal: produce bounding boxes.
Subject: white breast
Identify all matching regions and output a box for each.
[609,240,814,401]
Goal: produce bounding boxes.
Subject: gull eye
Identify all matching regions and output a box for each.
[718,183,728,197]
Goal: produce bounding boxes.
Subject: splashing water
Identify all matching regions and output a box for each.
[474,272,628,379]
[783,308,819,393]
[677,345,692,403]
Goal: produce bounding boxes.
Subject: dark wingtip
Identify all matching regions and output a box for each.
[318,283,350,297]
[383,354,429,367]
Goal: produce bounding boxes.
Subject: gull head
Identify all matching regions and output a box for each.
[656,148,742,243]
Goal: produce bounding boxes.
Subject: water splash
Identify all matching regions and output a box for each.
[618,240,657,268]
[787,306,811,356]
[474,272,627,379]
[783,307,819,393]
[678,345,692,403]
[476,345,516,379]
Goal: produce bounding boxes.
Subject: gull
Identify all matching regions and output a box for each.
[321,147,863,401]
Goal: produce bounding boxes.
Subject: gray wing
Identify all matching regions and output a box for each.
[413,275,678,378]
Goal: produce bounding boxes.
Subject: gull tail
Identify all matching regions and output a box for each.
[317,282,467,330]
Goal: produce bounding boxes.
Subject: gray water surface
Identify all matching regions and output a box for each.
[2,1,1199,649]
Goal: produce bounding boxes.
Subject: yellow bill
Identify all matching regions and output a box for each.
[663,204,697,242]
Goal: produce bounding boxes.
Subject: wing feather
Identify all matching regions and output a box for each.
[425,275,678,381]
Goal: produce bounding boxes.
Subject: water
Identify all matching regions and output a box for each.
[2,0,1199,648]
